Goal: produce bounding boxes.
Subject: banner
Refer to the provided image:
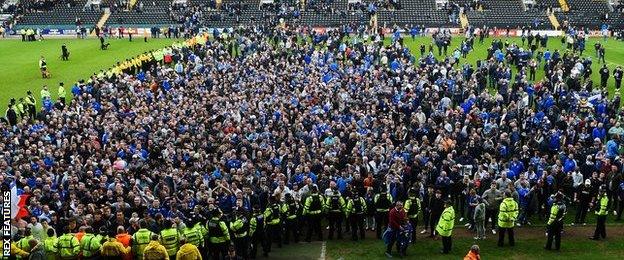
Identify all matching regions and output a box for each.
[40,28,77,35]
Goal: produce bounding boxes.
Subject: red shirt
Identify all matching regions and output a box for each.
[388,207,406,230]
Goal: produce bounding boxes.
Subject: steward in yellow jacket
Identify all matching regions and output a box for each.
[100,234,130,259]
[143,235,169,260]
[175,238,202,260]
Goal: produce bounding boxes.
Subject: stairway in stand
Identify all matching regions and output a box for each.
[460,13,469,28]
[128,0,139,10]
[92,10,110,36]
[548,11,560,29]
[558,0,569,12]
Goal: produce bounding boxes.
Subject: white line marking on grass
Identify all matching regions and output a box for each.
[319,241,327,260]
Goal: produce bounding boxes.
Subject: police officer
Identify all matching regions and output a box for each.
[590,186,609,240]
[16,98,26,119]
[189,206,208,258]
[600,64,610,89]
[346,191,367,241]
[27,28,34,41]
[159,220,180,259]
[545,193,567,250]
[498,191,519,247]
[181,219,204,249]
[25,91,37,120]
[6,103,17,126]
[207,209,230,260]
[80,227,103,259]
[614,66,623,90]
[229,209,251,259]
[61,43,69,61]
[574,179,592,225]
[42,228,59,259]
[282,193,300,244]
[404,188,422,242]
[132,220,155,260]
[16,227,34,258]
[304,185,325,242]
[436,200,455,254]
[58,82,66,104]
[374,186,393,239]
[249,204,267,259]
[264,196,283,251]
[325,186,346,240]
[57,227,80,259]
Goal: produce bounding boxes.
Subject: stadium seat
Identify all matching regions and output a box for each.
[465,0,551,29]
[19,0,102,26]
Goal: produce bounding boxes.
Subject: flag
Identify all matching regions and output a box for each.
[10,181,17,219]
[10,181,30,220]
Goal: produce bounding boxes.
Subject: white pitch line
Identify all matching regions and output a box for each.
[319,241,327,260]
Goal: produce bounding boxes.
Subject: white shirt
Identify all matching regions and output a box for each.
[273,186,292,202]
[572,171,584,188]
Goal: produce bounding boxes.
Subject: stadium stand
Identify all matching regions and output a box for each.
[3,0,622,31]
[392,0,450,26]
[107,0,174,25]
[18,0,102,26]
[464,0,551,29]
[556,0,613,29]
[533,0,560,9]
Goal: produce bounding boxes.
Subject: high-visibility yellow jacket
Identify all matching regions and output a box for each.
[132,228,154,259]
[547,203,567,225]
[498,198,519,228]
[56,233,80,258]
[596,195,609,216]
[143,240,169,260]
[100,237,130,257]
[159,228,180,257]
[175,243,202,260]
[436,206,455,237]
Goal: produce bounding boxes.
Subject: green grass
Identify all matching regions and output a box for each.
[265,225,624,259]
[0,37,176,109]
[268,207,624,259]
[321,227,624,259]
[1,35,624,258]
[1,36,624,111]
[394,36,624,98]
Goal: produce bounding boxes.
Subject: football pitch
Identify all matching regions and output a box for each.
[1,35,624,111]
[0,37,176,110]
[1,35,624,259]
[267,224,624,259]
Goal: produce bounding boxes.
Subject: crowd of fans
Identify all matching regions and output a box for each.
[3,19,624,259]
